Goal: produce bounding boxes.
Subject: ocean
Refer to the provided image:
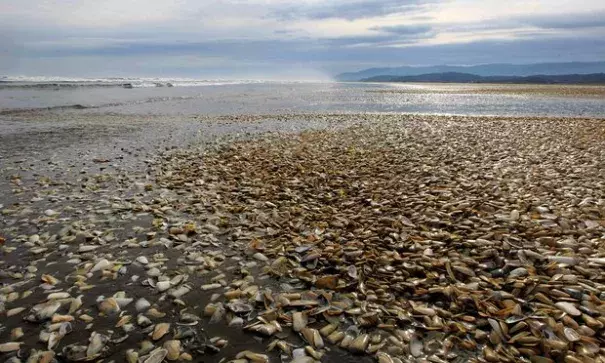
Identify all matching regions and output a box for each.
[1,77,605,117]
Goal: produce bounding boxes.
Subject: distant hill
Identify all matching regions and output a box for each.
[336,61,605,81]
[361,72,605,84]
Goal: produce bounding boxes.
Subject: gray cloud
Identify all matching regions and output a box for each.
[439,11,605,33]
[5,32,604,70]
[371,24,432,35]
[323,34,402,47]
[523,12,605,29]
[272,0,437,20]
[2,0,605,78]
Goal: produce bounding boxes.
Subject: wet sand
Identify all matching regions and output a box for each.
[367,83,605,97]
[1,112,605,363]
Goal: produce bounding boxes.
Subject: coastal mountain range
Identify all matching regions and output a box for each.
[335,61,605,82]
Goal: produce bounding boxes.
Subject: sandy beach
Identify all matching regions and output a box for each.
[2,109,605,363]
[3,0,605,359]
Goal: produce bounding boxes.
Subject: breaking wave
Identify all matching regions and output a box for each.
[0,76,268,90]
[0,95,206,114]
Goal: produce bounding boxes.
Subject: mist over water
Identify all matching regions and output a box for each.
[1,79,605,117]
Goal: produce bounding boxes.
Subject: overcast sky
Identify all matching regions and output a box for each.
[1,0,604,79]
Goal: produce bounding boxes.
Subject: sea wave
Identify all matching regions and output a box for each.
[0,95,207,114]
[0,76,270,89]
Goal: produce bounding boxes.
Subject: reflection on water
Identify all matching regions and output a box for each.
[1,82,604,117]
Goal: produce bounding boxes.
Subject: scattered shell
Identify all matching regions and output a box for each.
[90,259,111,273]
[86,332,109,357]
[252,253,269,262]
[201,283,222,291]
[235,350,269,363]
[47,292,71,300]
[156,281,171,292]
[98,297,120,315]
[26,302,61,322]
[0,342,22,352]
[11,328,24,340]
[292,312,307,332]
[163,340,181,360]
[151,323,170,340]
[301,328,324,349]
[69,296,83,314]
[140,348,168,363]
[125,349,139,363]
[7,307,26,317]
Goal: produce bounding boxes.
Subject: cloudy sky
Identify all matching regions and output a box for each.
[1,0,604,79]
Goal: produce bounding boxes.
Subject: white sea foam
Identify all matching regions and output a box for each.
[0,76,279,88]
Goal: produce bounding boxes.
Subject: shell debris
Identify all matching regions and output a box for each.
[2,114,605,362]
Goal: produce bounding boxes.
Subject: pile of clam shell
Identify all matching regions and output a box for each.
[1,114,605,363]
[157,116,605,362]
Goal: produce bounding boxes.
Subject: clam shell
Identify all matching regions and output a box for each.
[163,340,181,361]
[563,327,581,342]
[0,342,22,352]
[98,297,120,315]
[86,332,109,357]
[300,328,324,349]
[555,302,581,316]
[90,259,111,273]
[349,334,369,353]
[292,312,307,332]
[141,348,168,363]
[135,298,151,312]
[151,323,170,340]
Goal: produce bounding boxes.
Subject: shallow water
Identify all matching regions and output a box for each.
[1,81,605,117]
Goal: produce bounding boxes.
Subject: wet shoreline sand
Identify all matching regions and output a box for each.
[1,113,605,363]
[366,83,605,98]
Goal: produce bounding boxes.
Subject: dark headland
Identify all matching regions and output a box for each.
[336,61,605,83]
